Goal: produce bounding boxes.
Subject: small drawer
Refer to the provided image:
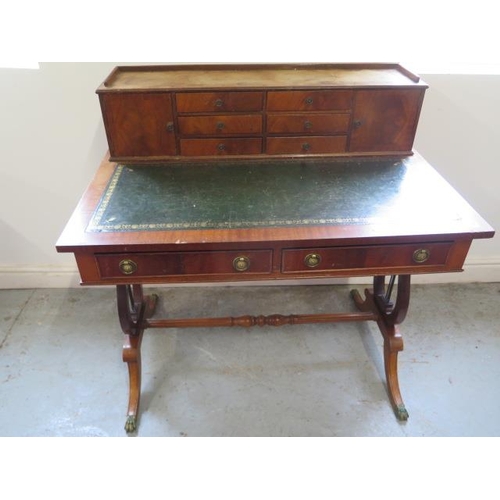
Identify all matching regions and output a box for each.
[267,90,353,111]
[178,115,263,136]
[266,136,347,155]
[97,250,273,279]
[176,92,264,113]
[180,138,262,156]
[267,113,350,135]
[281,243,453,273]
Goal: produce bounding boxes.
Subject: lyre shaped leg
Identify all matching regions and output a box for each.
[117,285,158,433]
[351,275,411,420]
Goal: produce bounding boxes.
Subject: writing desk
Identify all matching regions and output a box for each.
[57,63,494,432]
[57,153,493,432]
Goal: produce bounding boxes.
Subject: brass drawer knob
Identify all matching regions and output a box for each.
[166,122,174,132]
[305,97,314,105]
[304,253,321,268]
[413,249,430,263]
[302,143,311,152]
[216,122,225,130]
[233,256,250,272]
[119,259,137,275]
[217,143,226,151]
[215,98,224,107]
[304,121,313,130]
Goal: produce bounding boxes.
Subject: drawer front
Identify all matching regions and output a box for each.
[178,115,263,136]
[282,243,453,273]
[176,92,264,113]
[97,250,272,279]
[180,138,262,156]
[267,90,353,111]
[267,113,350,135]
[266,136,347,155]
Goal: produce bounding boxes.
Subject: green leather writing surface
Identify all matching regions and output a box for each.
[86,158,447,233]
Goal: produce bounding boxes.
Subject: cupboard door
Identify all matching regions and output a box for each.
[100,93,176,158]
[349,89,424,153]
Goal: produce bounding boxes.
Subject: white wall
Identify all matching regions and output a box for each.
[0,63,114,287]
[0,63,498,288]
[415,73,499,262]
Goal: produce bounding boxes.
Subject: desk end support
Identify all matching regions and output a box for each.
[116,277,411,433]
[118,285,158,434]
[351,275,411,421]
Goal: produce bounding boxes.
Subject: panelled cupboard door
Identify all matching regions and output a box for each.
[349,90,424,153]
[100,93,176,158]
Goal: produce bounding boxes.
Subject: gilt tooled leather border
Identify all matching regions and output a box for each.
[86,163,380,233]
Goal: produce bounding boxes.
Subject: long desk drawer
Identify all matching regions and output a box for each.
[281,242,453,273]
[96,250,273,279]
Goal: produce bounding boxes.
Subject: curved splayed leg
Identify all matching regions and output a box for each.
[351,275,411,420]
[117,285,158,433]
[381,322,409,421]
[123,331,143,433]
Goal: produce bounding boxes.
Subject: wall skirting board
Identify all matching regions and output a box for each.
[1,258,499,289]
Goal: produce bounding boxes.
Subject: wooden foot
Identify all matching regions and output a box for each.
[351,275,411,420]
[117,285,158,433]
[350,288,373,312]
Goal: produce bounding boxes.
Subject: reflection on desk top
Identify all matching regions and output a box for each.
[87,157,470,233]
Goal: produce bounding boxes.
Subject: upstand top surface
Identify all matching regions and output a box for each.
[97,63,427,92]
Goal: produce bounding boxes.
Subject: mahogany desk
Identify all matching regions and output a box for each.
[57,64,494,432]
[57,153,494,432]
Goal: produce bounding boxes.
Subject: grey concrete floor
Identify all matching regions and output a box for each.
[0,283,499,437]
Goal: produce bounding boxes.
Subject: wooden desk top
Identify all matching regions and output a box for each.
[57,153,493,254]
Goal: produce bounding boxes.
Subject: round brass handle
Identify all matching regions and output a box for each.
[217,143,226,151]
[302,143,311,152]
[413,249,430,263]
[304,121,313,130]
[215,98,224,107]
[166,122,174,132]
[305,97,314,105]
[233,256,250,272]
[119,259,137,275]
[216,122,225,130]
[304,253,321,268]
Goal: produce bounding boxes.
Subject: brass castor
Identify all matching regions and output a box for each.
[395,404,409,421]
[125,415,137,433]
